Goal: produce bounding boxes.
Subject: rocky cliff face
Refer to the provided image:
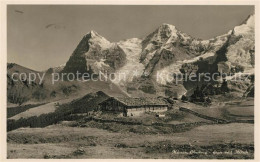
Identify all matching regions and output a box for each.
[183,14,254,75]
[140,23,230,83]
[60,14,254,97]
[113,38,144,84]
[178,14,254,95]
[225,14,255,73]
[13,14,252,99]
[62,31,127,75]
[140,23,222,66]
[125,23,230,97]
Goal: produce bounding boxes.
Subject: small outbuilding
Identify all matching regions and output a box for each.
[99,97,168,117]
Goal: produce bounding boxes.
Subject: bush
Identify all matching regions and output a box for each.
[73,148,85,156]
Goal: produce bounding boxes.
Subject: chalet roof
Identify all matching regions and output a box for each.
[99,97,168,107]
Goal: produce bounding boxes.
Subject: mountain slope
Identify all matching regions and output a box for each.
[62,31,127,75]
[69,91,110,113]
[225,14,255,73]
[7,63,129,105]
[113,38,144,84]
[7,63,47,105]
[178,14,255,95]
[140,23,228,78]
[7,14,255,102]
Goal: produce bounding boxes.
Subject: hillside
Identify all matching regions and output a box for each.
[7,63,129,106]
[8,91,111,121]
[62,31,127,75]
[69,91,110,113]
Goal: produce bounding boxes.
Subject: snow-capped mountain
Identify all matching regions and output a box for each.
[60,14,254,97]
[156,14,254,85]
[62,31,127,75]
[6,13,255,105]
[113,38,144,84]
[139,23,230,82]
[225,14,255,73]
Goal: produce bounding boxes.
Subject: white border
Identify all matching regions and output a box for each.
[1,1,259,162]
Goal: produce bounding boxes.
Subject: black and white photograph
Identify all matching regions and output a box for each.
[1,2,258,160]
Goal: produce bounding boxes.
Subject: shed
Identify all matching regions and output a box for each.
[99,97,168,116]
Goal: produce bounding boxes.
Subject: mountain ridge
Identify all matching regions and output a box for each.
[7,13,255,103]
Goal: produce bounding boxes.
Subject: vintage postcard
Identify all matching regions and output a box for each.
[0,1,258,160]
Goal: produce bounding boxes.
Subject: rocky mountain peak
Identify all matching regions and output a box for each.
[152,23,179,43]
[223,14,255,73]
[87,30,107,40]
[233,14,254,36]
[8,13,255,102]
[159,23,177,33]
[83,30,111,47]
[89,30,98,36]
[60,13,255,99]
[62,30,127,75]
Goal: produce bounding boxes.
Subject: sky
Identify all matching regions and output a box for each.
[7,5,254,71]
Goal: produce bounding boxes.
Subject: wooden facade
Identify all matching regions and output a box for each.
[99,97,168,116]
